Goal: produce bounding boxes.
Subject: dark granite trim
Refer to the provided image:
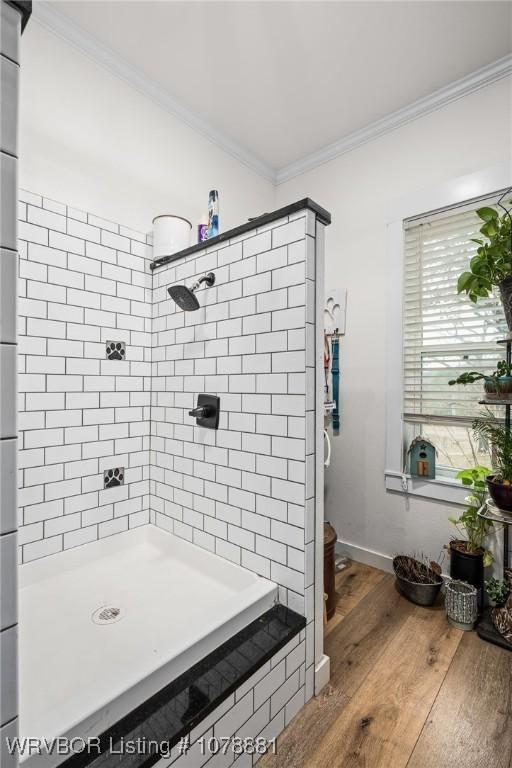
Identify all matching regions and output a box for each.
[60,604,305,768]
[5,1,31,31]
[150,198,331,271]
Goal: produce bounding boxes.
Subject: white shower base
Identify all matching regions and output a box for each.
[18,525,277,764]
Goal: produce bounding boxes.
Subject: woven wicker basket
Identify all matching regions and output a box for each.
[444,580,477,630]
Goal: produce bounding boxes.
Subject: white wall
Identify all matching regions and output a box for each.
[19,23,275,235]
[276,77,512,570]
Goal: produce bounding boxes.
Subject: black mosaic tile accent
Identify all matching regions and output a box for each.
[106,341,126,360]
[103,468,124,489]
[150,198,331,270]
[60,604,305,768]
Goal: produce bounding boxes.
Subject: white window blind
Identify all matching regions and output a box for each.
[403,198,507,427]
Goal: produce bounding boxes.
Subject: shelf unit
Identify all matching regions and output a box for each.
[476,337,512,650]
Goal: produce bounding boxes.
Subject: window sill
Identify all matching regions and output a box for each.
[385,470,468,505]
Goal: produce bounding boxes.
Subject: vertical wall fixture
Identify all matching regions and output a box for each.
[0,2,31,764]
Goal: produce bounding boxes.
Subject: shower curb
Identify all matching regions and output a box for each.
[58,604,305,768]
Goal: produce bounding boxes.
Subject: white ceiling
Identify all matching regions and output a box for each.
[36,1,512,179]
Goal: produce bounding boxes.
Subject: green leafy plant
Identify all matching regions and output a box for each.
[449,466,494,566]
[485,577,510,606]
[457,202,512,303]
[472,411,512,482]
[448,360,512,387]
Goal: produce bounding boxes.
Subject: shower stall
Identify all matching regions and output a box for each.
[1,3,331,763]
[13,194,330,767]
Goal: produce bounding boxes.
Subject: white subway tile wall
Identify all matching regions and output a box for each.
[151,210,319,749]
[152,215,317,620]
[17,192,152,563]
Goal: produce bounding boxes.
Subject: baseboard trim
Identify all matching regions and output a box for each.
[335,539,394,574]
[314,654,330,695]
[335,539,457,580]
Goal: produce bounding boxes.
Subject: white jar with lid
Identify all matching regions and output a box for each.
[152,214,192,257]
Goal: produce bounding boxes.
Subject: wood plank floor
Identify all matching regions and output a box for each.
[259,561,512,768]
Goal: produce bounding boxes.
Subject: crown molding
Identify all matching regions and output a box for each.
[276,53,512,185]
[31,2,277,184]
[31,3,512,189]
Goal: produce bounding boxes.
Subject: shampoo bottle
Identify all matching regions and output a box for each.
[197,213,208,243]
[208,190,219,238]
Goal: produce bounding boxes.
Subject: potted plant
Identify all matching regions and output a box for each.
[449,360,512,400]
[392,554,443,606]
[486,577,510,607]
[448,466,494,606]
[457,200,512,329]
[472,411,512,511]
[490,572,512,644]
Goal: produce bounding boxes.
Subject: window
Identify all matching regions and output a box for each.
[403,195,507,475]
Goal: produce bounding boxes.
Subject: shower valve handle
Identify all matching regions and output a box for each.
[188,394,220,430]
[188,405,211,418]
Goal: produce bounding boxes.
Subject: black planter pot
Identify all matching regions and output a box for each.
[499,277,512,332]
[487,475,512,512]
[449,542,484,609]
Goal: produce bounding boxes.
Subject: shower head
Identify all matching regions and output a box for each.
[168,284,200,311]
[167,272,215,312]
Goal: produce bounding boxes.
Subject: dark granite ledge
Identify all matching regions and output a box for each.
[150,198,331,271]
[5,1,31,31]
[60,604,305,768]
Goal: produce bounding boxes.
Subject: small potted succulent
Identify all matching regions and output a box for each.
[486,577,511,607]
[448,466,494,606]
[392,553,443,606]
[473,411,512,511]
[449,360,512,400]
[457,199,512,329]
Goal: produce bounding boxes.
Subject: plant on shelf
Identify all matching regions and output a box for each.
[457,200,512,328]
[449,467,494,565]
[448,466,494,607]
[473,410,512,512]
[449,360,512,400]
[485,577,510,607]
[392,553,443,606]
